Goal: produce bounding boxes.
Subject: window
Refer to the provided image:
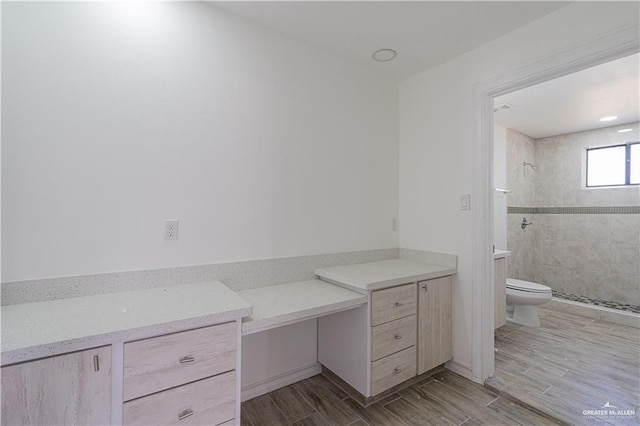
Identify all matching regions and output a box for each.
[586,142,639,187]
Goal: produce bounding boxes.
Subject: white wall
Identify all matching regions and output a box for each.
[493,123,507,250]
[399,2,639,372]
[1,2,399,282]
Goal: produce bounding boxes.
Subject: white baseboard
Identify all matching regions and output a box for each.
[241,362,322,402]
[444,360,475,383]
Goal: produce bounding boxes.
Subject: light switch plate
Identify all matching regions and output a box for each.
[460,195,471,210]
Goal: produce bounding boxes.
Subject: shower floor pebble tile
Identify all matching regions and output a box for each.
[552,290,640,314]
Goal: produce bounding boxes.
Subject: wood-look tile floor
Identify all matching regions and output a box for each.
[241,370,556,426]
[489,307,640,425]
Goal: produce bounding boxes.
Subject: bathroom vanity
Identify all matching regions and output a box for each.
[1,282,251,426]
[1,257,457,423]
[494,250,511,329]
[315,260,455,404]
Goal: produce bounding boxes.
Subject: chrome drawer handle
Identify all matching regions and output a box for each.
[394,334,402,340]
[178,409,194,421]
[394,367,403,374]
[394,302,403,307]
[179,356,195,364]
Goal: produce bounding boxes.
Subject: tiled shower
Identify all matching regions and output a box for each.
[506,123,640,311]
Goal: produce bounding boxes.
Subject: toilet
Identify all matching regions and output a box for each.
[506,278,552,327]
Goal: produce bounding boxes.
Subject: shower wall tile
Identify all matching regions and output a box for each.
[610,186,640,206]
[506,212,536,282]
[585,242,612,271]
[562,214,587,241]
[611,243,640,276]
[539,239,564,267]
[506,129,536,208]
[585,215,610,243]
[506,123,640,306]
[534,265,564,288]
[536,123,640,209]
[611,215,640,246]
[562,268,592,296]
[609,272,640,305]
[536,215,562,240]
[582,188,613,207]
[563,241,588,270]
[534,181,560,207]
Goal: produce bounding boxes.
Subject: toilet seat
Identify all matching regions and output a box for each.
[507,278,551,294]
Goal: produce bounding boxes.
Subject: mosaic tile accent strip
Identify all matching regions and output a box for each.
[508,206,640,215]
[552,290,640,314]
[506,207,536,214]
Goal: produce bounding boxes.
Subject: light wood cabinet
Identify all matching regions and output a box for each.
[1,346,112,426]
[371,346,417,395]
[495,257,507,329]
[371,315,416,361]
[123,371,235,426]
[123,322,236,401]
[417,276,452,375]
[371,283,416,326]
[122,323,237,426]
[369,284,418,394]
[319,275,453,401]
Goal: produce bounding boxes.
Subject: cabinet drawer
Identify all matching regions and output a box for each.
[371,315,416,361]
[371,346,416,395]
[123,370,235,426]
[371,283,416,326]
[124,323,236,401]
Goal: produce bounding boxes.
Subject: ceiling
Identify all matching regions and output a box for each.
[494,53,640,139]
[212,1,570,81]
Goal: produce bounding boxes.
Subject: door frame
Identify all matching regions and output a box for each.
[470,23,639,383]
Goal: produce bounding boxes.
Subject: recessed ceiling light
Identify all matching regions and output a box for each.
[493,103,515,112]
[599,116,618,122]
[617,128,633,133]
[372,48,397,62]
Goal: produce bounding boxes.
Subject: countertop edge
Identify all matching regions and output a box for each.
[1,307,251,366]
[241,296,367,335]
[316,267,456,292]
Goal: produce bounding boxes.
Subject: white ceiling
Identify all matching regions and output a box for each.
[494,53,640,139]
[212,1,570,81]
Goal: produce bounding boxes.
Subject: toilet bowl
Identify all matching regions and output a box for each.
[506,278,552,327]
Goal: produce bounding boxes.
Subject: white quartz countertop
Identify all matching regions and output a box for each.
[1,281,252,365]
[238,280,367,335]
[315,259,456,291]
[494,250,511,260]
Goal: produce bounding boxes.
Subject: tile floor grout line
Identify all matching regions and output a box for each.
[241,405,256,426]
[268,393,299,426]
[484,395,500,407]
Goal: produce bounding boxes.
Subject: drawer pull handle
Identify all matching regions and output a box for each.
[394,302,403,307]
[394,367,403,374]
[178,409,194,421]
[93,355,100,372]
[179,356,195,364]
[394,334,402,340]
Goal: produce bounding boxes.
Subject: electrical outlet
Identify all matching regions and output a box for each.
[164,220,179,241]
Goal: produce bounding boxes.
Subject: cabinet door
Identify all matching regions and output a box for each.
[494,258,507,329]
[417,276,452,375]
[1,346,112,426]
